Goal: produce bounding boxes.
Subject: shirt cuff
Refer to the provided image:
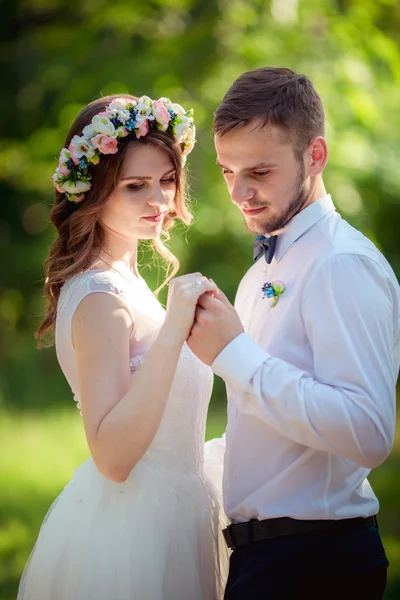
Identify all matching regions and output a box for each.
[211,333,269,389]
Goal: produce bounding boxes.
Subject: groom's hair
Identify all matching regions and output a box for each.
[213,67,325,160]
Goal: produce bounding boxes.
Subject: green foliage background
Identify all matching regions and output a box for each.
[0,0,399,598]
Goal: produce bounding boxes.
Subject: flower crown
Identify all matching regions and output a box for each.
[52,96,196,203]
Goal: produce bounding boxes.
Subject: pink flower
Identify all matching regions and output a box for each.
[152,100,170,131]
[52,173,65,193]
[72,194,85,203]
[68,145,79,164]
[58,148,72,175]
[183,141,195,156]
[91,134,119,155]
[136,118,149,138]
[58,163,70,176]
[98,110,112,118]
[117,126,130,138]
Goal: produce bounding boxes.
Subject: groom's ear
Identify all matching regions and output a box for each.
[306,136,328,176]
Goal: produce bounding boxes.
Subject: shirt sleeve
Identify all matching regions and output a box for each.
[212,254,398,468]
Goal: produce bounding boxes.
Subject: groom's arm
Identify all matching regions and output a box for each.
[190,254,398,469]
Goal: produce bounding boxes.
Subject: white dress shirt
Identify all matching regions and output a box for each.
[206,194,400,523]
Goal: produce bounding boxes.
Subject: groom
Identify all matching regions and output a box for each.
[188,67,399,599]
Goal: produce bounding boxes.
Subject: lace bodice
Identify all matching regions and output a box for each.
[56,269,214,473]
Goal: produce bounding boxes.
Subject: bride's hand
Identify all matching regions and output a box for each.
[163,273,218,345]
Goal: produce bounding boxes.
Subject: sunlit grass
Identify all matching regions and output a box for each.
[0,408,399,599]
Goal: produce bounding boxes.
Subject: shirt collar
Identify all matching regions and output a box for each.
[273,194,335,263]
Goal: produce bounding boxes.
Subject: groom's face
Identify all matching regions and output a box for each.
[214,120,310,235]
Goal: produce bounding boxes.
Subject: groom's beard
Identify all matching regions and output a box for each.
[244,163,309,235]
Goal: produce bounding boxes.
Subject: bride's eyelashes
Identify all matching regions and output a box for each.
[127,183,145,192]
[126,177,176,193]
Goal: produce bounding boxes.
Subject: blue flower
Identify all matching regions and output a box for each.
[125,118,136,132]
[261,279,286,306]
[266,287,275,298]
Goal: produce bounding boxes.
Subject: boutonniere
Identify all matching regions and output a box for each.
[261,280,285,307]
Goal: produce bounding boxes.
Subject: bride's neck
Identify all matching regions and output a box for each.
[95,223,139,276]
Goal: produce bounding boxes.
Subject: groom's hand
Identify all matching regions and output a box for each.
[187,287,244,365]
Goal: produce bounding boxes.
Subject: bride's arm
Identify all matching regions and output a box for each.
[73,275,216,483]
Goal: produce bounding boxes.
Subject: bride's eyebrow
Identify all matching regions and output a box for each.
[121,168,176,182]
[120,175,152,181]
[160,168,177,177]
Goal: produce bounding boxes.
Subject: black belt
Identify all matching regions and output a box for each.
[223,515,378,549]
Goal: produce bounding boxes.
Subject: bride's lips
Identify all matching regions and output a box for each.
[242,207,266,216]
[142,212,165,223]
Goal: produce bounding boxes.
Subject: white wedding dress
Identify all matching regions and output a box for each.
[18,269,228,600]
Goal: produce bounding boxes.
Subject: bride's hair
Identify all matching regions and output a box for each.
[37,93,192,347]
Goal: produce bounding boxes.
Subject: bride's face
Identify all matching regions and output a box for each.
[100,143,177,240]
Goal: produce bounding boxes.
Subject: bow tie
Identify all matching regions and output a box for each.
[253,234,278,264]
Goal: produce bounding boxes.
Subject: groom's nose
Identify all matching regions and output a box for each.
[230,176,255,207]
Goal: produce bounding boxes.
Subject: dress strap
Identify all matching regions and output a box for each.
[57,269,135,340]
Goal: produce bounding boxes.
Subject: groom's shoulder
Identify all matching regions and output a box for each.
[311,212,385,269]
[302,214,400,295]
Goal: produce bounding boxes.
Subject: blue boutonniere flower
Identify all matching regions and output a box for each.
[261,280,286,307]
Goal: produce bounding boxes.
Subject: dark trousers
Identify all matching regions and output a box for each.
[224,525,388,600]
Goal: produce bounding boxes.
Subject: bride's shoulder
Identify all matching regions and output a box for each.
[64,268,128,291]
[58,269,129,316]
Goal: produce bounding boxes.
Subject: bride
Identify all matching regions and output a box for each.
[18,94,227,599]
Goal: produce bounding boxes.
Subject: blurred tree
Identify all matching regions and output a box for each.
[1,2,400,598]
[0,0,399,409]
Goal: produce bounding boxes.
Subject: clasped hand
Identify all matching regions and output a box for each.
[165,272,244,365]
[187,280,244,366]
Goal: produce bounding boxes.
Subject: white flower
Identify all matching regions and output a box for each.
[92,115,117,137]
[138,95,152,108]
[169,102,186,116]
[158,97,172,107]
[82,124,95,138]
[108,98,130,111]
[114,107,131,123]
[173,115,191,142]
[136,96,154,119]
[182,125,196,156]
[69,135,96,159]
[63,179,92,194]
[185,125,196,143]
